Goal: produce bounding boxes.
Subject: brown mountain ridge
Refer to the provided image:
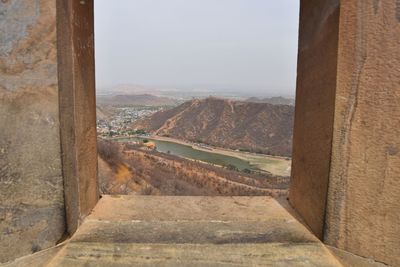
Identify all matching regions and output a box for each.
[131,97,294,157]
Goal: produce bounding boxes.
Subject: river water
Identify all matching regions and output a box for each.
[116,137,254,171]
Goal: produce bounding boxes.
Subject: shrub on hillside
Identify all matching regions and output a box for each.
[97,139,122,167]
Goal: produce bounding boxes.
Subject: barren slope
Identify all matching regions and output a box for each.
[97,139,289,197]
[132,98,294,156]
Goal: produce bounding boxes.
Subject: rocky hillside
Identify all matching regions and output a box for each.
[96,105,116,121]
[131,98,294,156]
[98,139,289,196]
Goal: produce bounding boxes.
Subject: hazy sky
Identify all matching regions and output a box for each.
[94,0,300,96]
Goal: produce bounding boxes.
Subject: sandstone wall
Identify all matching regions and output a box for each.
[0,0,65,263]
[291,0,400,265]
[289,0,340,239]
[325,1,400,266]
[57,0,99,234]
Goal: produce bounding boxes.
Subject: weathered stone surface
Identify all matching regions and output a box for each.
[57,0,99,234]
[81,196,321,247]
[71,220,318,245]
[46,196,342,267]
[48,243,341,267]
[0,0,58,92]
[0,0,65,263]
[89,195,294,221]
[6,196,383,266]
[289,0,340,239]
[325,1,400,266]
[2,244,66,267]
[0,0,40,57]
[327,246,388,267]
[290,1,400,265]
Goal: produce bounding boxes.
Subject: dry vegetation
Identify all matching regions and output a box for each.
[98,139,289,197]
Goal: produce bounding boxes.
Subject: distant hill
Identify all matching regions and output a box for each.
[131,97,294,156]
[96,94,178,106]
[96,105,116,121]
[246,96,295,106]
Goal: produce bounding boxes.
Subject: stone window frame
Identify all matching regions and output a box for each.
[56,0,338,241]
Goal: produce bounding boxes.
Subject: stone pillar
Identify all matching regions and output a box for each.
[0,0,65,263]
[325,1,400,266]
[57,0,99,235]
[289,0,340,239]
[290,0,400,265]
[0,0,98,262]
